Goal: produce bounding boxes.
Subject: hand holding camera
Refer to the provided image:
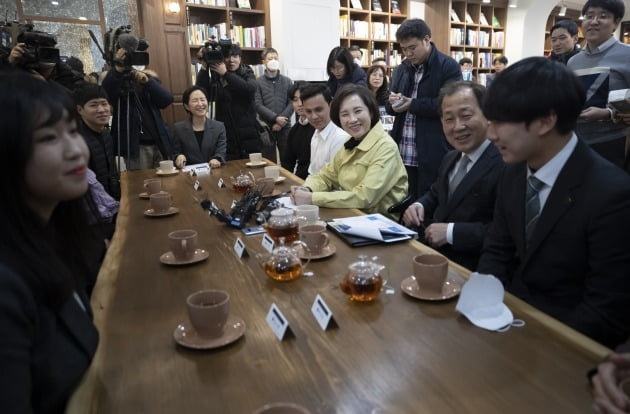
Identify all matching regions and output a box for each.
[208,61,227,76]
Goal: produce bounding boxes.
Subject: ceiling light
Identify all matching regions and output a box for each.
[559,5,567,16]
[78,17,87,20]
[51,1,59,5]
[482,0,490,3]
[508,0,518,8]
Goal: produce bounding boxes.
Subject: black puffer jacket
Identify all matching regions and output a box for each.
[197,65,262,160]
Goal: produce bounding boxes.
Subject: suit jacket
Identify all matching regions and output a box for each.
[173,118,227,165]
[0,264,98,413]
[418,144,503,270]
[477,140,630,347]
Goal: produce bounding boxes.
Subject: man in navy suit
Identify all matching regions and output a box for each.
[403,81,503,270]
[477,57,630,348]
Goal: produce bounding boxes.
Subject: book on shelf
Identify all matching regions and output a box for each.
[237,0,251,9]
[479,12,489,26]
[492,15,501,27]
[371,0,382,12]
[350,0,363,9]
[465,11,473,24]
[339,15,349,37]
[391,0,401,14]
[450,9,461,22]
[492,31,504,49]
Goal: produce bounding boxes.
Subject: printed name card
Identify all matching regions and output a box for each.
[233,237,248,258]
[266,303,293,340]
[218,178,225,188]
[261,234,275,253]
[193,179,201,191]
[311,294,336,331]
[194,165,211,176]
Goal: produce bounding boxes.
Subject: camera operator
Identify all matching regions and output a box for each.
[195,43,262,161]
[102,47,174,170]
[5,42,84,92]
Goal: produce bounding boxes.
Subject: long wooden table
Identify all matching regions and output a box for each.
[68,160,609,413]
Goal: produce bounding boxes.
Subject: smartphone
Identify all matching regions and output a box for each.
[242,226,266,236]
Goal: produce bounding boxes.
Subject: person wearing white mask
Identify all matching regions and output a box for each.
[255,48,294,164]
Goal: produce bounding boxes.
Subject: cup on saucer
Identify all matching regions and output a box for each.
[144,178,162,195]
[295,205,319,226]
[249,152,263,165]
[264,165,280,180]
[159,160,176,173]
[299,221,329,256]
[186,289,230,339]
[252,402,311,414]
[150,191,172,213]
[169,229,197,261]
[413,253,448,295]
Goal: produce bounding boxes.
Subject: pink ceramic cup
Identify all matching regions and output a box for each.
[186,290,230,338]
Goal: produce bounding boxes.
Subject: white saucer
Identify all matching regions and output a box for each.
[173,315,246,350]
[296,243,336,260]
[401,275,461,301]
[160,249,209,265]
[156,169,179,176]
[274,176,286,183]
[139,190,166,199]
[144,207,179,217]
[246,161,267,168]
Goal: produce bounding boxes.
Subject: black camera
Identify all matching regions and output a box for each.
[201,189,262,228]
[0,21,59,69]
[103,25,149,68]
[202,37,232,65]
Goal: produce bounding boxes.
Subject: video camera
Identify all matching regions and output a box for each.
[201,189,262,228]
[202,36,232,65]
[0,21,59,69]
[102,25,149,68]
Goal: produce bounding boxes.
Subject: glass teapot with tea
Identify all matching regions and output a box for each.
[263,207,299,243]
[340,255,386,302]
[230,170,255,193]
[257,237,310,282]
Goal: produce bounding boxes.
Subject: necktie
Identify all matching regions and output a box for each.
[449,155,470,197]
[525,175,545,243]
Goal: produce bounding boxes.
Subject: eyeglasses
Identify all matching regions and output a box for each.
[583,12,613,22]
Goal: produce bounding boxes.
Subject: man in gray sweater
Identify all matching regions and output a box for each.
[255,48,294,163]
[568,0,630,168]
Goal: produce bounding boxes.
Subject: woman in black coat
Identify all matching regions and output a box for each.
[326,46,367,97]
[173,85,226,169]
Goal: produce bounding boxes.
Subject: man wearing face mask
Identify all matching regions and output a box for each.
[254,48,294,164]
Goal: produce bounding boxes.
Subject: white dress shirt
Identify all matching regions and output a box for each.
[307,121,348,175]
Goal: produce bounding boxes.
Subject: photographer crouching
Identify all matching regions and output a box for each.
[195,41,262,161]
[102,37,174,171]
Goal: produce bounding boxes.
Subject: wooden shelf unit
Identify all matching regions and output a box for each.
[424,0,507,80]
[338,0,410,70]
[185,0,270,83]
[544,6,584,56]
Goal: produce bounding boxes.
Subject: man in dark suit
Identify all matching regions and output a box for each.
[403,81,503,270]
[477,56,630,348]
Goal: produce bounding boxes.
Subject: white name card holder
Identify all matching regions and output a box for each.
[234,237,249,258]
[194,165,211,176]
[311,294,337,331]
[218,178,226,189]
[266,303,294,340]
[261,234,275,253]
[193,179,201,191]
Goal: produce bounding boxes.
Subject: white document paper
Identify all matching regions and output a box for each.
[331,213,417,241]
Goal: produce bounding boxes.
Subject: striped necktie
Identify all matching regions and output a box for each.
[449,155,470,197]
[525,175,545,243]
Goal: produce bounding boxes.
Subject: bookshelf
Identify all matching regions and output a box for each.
[338,0,410,71]
[185,0,270,83]
[544,6,584,56]
[424,0,508,84]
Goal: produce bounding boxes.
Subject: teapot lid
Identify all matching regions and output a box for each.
[270,207,294,217]
[348,255,379,275]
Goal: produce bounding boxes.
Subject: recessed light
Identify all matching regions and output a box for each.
[78,17,87,20]
[51,1,59,5]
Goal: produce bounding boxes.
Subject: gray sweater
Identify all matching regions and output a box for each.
[255,72,294,127]
[568,37,630,145]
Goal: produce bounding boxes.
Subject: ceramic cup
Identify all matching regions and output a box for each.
[264,165,280,180]
[186,289,230,339]
[143,178,162,195]
[257,177,275,196]
[168,229,198,261]
[150,191,172,213]
[252,402,311,414]
[249,152,263,164]
[295,205,319,226]
[413,253,448,295]
[159,160,175,172]
[299,222,329,255]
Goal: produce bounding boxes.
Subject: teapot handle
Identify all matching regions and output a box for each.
[292,240,311,269]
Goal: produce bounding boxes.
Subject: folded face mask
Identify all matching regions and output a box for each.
[456,273,516,331]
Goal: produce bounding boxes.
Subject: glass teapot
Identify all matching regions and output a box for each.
[230,170,255,193]
[263,207,299,243]
[257,237,310,282]
[340,255,386,302]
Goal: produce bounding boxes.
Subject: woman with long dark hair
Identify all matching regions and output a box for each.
[366,64,390,107]
[0,72,99,413]
[326,46,367,97]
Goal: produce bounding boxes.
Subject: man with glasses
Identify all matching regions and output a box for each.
[567,0,630,169]
[386,18,462,199]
